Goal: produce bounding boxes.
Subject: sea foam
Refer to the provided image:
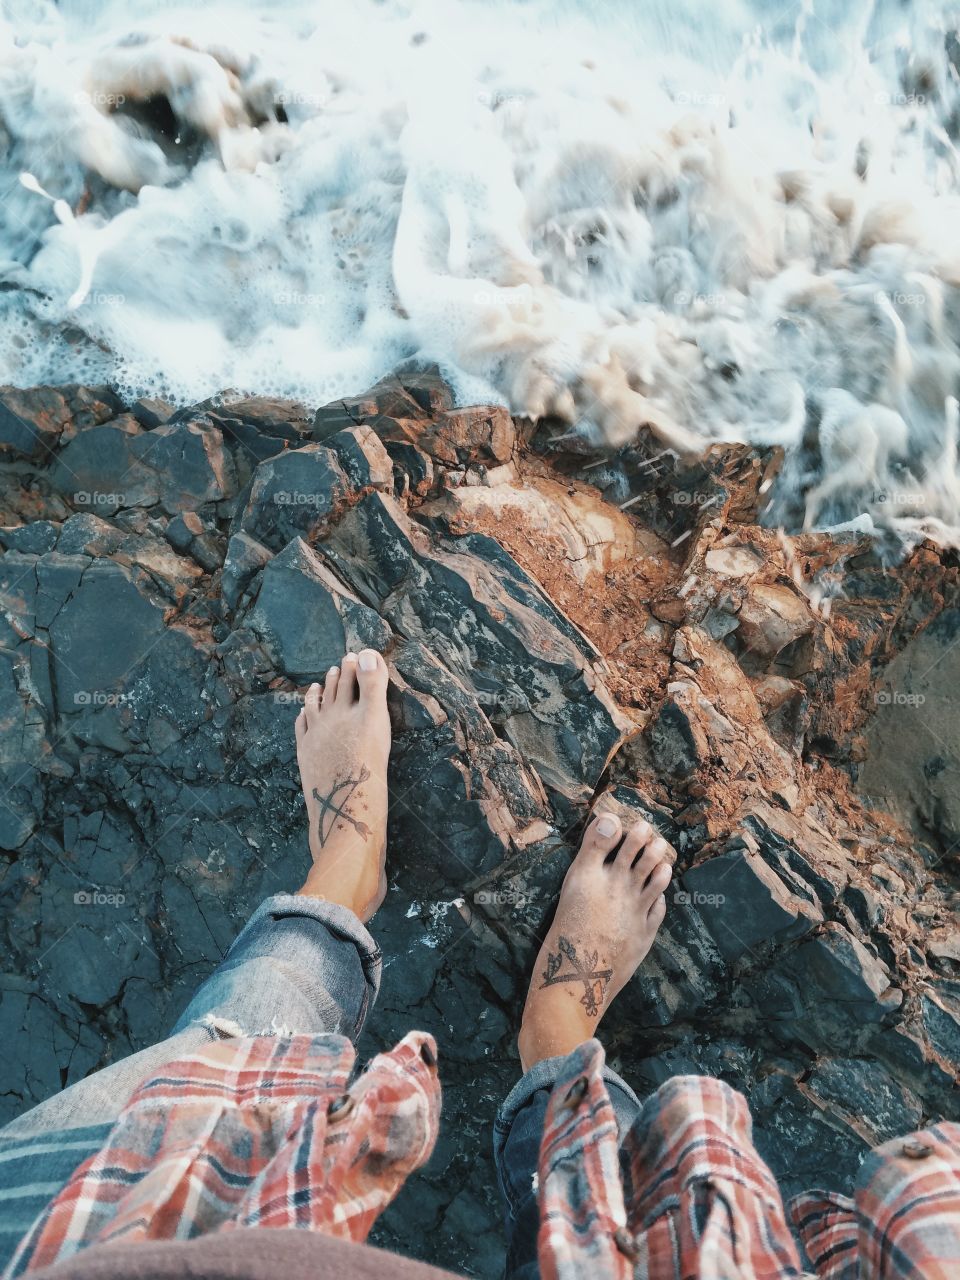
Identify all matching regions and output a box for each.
[1,0,959,538]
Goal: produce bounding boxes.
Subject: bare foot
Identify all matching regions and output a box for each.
[295,649,391,923]
[518,812,674,1070]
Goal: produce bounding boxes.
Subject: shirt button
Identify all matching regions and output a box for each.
[561,1077,588,1110]
[614,1227,638,1260]
[902,1140,933,1159]
[327,1093,355,1122]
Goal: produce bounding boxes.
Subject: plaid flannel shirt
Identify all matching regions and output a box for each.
[6,1034,959,1278]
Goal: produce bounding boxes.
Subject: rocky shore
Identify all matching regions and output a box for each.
[0,371,957,1275]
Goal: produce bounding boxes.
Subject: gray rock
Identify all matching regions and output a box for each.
[221,532,273,610]
[683,842,820,964]
[236,444,349,550]
[0,522,59,554]
[48,560,166,710]
[0,387,72,460]
[52,421,235,515]
[164,512,224,572]
[246,537,392,683]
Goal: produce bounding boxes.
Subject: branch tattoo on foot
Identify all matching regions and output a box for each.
[540,935,613,1018]
[311,764,373,847]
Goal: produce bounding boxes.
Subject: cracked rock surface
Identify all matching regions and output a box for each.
[0,371,958,1276]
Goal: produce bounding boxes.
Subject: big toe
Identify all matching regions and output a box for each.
[577,810,622,866]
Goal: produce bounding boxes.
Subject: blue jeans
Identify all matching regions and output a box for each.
[0,891,615,1280]
[493,1057,641,1280]
[0,894,381,1137]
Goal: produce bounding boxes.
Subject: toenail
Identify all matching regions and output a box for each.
[561,1077,589,1109]
[359,650,378,672]
[596,814,619,837]
[344,652,357,661]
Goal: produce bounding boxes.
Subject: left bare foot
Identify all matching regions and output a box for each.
[518,811,674,1070]
[295,650,391,922]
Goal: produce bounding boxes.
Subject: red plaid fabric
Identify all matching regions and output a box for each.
[5,1031,440,1277]
[536,1040,960,1280]
[7,1031,959,1279]
[791,1121,960,1280]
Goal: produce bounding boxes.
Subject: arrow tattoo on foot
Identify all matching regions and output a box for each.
[311,764,373,847]
[539,935,614,1017]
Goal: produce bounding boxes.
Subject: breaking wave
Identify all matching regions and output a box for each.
[2,0,960,538]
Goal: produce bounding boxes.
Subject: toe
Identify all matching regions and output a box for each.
[295,708,307,742]
[646,891,668,929]
[632,834,676,882]
[578,810,622,865]
[322,665,340,707]
[304,681,321,726]
[337,653,359,703]
[357,649,388,702]
[613,819,653,865]
[639,859,672,909]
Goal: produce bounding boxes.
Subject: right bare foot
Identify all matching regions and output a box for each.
[294,650,391,923]
[518,812,674,1071]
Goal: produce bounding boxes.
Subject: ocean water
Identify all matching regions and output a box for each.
[1,0,960,536]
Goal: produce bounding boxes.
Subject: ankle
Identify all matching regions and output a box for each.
[518,1005,592,1073]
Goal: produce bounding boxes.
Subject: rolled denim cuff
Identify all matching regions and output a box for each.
[493,1050,641,1218]
[171,893,382,1042]
[498,1052,641,1135]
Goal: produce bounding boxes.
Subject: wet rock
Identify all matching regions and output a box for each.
[0,522,59,554]
[246,537,392,683]
[731,583,816,675]
[131,397,175,428]
[165,512,224,572]
[921,987,960,1061]
[58,513,123,557]
[52,420,236,515]
[48,560,166,710]
[235,444,349,550]
[683,839,820,964]
[320,490,629,803]
[221,532,273,610]
[0,385,119,460]
[325,425,394,492]
[419,407,515,468]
